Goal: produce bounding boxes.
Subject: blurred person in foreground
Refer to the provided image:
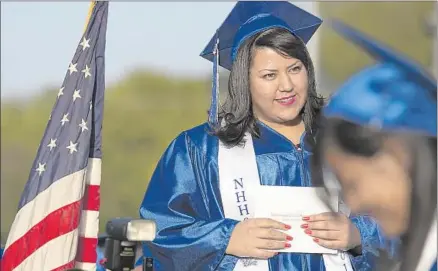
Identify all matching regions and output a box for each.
[311,21,437,271]
[138,2,390,270]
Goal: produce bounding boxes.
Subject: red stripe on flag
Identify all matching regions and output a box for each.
[1,201,82,271]
[75,237,98,263]
[83,184,100,211]
[51,260,75,271]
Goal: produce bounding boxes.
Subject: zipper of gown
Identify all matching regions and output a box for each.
[291,138,309,271]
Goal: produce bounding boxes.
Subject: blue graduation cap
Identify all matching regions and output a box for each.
[199,1,322,124]
[324,20,437,137]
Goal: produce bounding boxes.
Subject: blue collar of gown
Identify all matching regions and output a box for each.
[253,121,313,155]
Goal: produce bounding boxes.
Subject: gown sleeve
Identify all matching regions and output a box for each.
[138,132,239,271]
[349,214,400,270]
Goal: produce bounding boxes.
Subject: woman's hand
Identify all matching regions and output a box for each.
[301,212,361,251]
[226,218,293,259]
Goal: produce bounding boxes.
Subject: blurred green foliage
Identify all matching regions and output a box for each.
[319,2,434,82]
[1,2,434,238]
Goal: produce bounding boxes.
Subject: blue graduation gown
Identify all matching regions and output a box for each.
[139,122,390,271]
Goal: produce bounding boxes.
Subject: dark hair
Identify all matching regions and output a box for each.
[210,27,325,147]
[312,117,437,271]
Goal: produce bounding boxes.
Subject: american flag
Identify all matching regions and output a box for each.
[1,2,108,270]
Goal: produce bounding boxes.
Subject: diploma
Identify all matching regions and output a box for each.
[254,186,339,254]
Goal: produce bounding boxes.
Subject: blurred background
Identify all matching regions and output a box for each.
[1,2,436,242]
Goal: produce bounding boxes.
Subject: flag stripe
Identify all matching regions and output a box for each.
[75,237,98,263]
[79,210,99,238]
[85,157,102,185]
[51,261,75,271]
[5,170,86,248]
[2,202,81,271]
[14,230,78,271]
[77,157,101,267]
[75,262,96,270]
[83,185,100,211]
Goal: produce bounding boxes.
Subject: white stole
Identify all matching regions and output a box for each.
[218,132,354,271]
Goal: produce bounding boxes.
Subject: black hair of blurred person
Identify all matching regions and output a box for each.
[210,27,325,147]
[311,117,437,271]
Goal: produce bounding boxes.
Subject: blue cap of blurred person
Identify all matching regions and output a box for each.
[323,20,436,137]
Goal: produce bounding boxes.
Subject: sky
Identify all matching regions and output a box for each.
[1,2,318,98]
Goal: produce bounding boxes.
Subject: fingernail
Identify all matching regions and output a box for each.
[285,243,291,248]
[300,224,308,229]
[302,216,310,221]
[305,229,312,234]
[286,235,293,241]
[284,224,291,230]
[313,238,319,243]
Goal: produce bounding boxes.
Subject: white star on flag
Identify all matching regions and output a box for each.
[82,65,92,78]
[79,119,88,132]
[73,90,82,101]
[36,163,46,176]
[68,62,78,74]
[60,114,69,126]
[58,87,64,98]
[47,139,57,150]
[80,37,90,51]
[66,141,78,154]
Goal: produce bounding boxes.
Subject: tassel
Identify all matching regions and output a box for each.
[208,32,220,125]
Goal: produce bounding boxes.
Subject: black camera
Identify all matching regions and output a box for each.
[103,218,156,271]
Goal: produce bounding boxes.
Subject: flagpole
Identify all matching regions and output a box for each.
[83,1,96,33]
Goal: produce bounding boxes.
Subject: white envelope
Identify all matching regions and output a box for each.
[253,185,339,255]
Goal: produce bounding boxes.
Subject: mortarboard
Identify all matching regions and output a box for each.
[199,1,322,124]
[324,20,437,137]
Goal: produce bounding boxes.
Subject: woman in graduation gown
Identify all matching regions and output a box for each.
[139,2,389,270]
[311,21,437,271]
